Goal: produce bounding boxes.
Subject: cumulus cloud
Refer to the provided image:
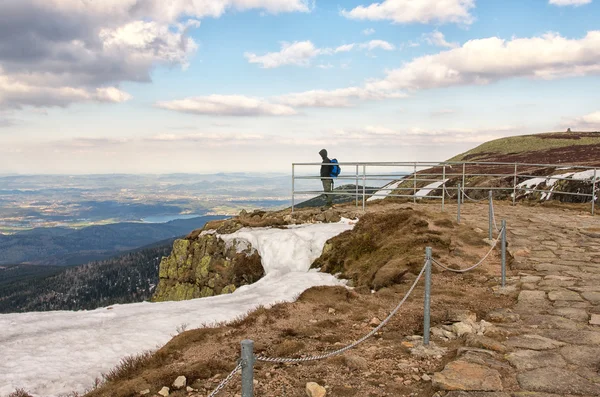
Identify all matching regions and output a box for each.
[424,30,458,48]
[359,40,396,51]
[335,44,356,53]
[0,0,309,109]
[365,31,600,92]
[341,0,475,25]
[564,111,600,130]
[244,41,324,68]
[549,0,592,6]
[363,28,376,36]
[155,95,297,116]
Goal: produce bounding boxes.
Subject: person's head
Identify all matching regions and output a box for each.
[319,149,327,158]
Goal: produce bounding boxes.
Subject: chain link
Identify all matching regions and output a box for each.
[207,363,242,397]
[461,188,487,202]
[431,227,503,273]
[256,261,427,364]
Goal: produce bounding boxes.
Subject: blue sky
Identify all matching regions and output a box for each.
[0,0,599,174]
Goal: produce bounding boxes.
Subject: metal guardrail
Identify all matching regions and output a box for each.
[292,161,599,215]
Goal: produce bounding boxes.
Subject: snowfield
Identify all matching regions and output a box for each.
[0,219,356,397]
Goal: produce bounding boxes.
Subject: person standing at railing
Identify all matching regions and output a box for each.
[319,149,334,207]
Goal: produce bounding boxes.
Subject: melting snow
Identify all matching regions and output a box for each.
[415,179,448,198]
[0,219,356,397]
[517,169,599,200]
[366,180,402,201]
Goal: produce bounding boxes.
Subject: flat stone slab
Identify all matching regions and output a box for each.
[560,345,600,367]
[522,314,579,330]
[520,275,542,283]
[542,329,600,345]
[539,279,577,288]
[506,349,566,371]
[506,334,566,350]
[432,360,503,391]
[590,314,600,326]
[581,291,600,304]
[517,367,600,395]
[518,290,546,303]
[550,307,589,322]
[547,290,583,302]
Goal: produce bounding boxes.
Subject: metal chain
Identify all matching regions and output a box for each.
[256,261,428,364]
[461,188,487,202]
[207,363,242,397]
[431,227,503,273]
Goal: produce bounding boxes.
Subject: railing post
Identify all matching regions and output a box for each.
[488,190,493,240]
[241,340,255,397]
[423,247,432,346]
[512,163,517,206]
[592,169,597,216]
[355,164,359,208]
[362,165,366,212]
[501,220,506,288]
[442,165,446,212]
[291,164,295,214]
[461,163,466,204]
[413,162,417,203]
[457,183,461,224]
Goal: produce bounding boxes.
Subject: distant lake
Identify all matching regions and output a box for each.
[141,214,203,223]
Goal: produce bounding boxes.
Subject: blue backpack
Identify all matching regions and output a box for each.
[330,159,341,178]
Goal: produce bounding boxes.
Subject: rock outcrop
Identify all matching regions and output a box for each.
[153,208,348,302]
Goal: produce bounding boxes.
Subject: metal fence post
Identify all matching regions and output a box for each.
[488,190,493,240]
[461,163,466,203]
[501,220,506,288]
[423,247,432,345]
[512,163,517,206]
[362,165,366,212]
[355,164,359,208]
[291,164,295,214]
[241,340,255,397]
[413,162,417,203]
[457,183,461,224]
[442,165,446,212]
[592,169,597,216]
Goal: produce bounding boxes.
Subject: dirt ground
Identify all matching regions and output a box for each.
[84,201,516,397]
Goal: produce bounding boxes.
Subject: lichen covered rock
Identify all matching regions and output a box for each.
[153,231,264,302]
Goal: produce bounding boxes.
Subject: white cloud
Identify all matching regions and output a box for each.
[276,87,406,108]
[564,111,600,130]
[549,0,592,6]
[244,41,324,68]
[0,0,310,109]
[359,40,396,51]
[341,0,475,25]
[424,30,458,48]
[156,95,297,116]
[363,28,376,36]
[317,63,334,69]
[365,31,600,92]
[335,44,356,53]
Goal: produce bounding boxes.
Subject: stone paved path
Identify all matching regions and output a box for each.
[433,202,600,397]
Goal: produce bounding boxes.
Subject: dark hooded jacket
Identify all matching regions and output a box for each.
[319,149,332,178]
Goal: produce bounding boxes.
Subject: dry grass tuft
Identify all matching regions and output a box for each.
[8,390,34,397]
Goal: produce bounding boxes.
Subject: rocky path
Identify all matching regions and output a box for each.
[432,203,600,397]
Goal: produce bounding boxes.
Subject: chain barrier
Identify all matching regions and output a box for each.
[431,227,503,273]
[461,188,487,202]
[256,261,427,364]
[207,362,242,397]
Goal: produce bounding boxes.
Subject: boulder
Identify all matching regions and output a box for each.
[157,387,169,397]
[306,382,326,397]
[172,376,186,389]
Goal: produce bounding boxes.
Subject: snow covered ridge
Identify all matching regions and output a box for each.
[0,219,356,397]
[516,169,600,200]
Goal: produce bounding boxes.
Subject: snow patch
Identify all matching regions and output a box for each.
[0,219,356,397]
[415,179,448,198]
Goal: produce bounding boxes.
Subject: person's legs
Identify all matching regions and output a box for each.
[322,179,333,206]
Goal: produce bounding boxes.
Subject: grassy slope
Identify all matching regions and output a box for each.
[449,131,600,165]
